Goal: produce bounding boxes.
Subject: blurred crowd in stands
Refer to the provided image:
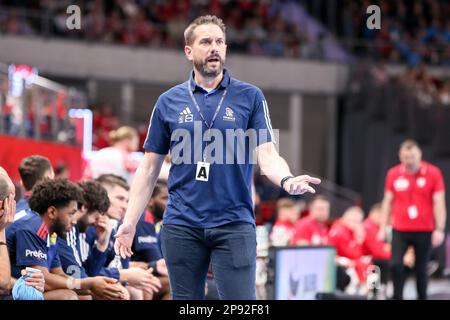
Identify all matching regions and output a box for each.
[1,0,449,65]
[0,0,327,60]
[343,0,450,66]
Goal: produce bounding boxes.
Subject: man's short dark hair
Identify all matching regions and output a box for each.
[0,176,8,201]
[28,178,83,216]
[400,139,420,151]
[18,155,52,191]
[152,179,168,198]
[184,15,226,45]
[77,180,110,214]
[95,174,129,191]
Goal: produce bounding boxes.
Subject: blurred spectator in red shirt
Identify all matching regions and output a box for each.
[269,198,302,246]
[364,203,392,260]
[92,103,120,150]
[290,195,330,246]
[329,206,373,292]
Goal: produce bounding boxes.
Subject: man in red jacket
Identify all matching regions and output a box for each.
[378,139,447,300]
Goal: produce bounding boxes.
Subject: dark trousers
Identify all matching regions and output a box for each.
[391,230,432,300]
[160,222,256,300]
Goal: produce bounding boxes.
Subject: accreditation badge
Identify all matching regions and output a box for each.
[407,205,418,220]
[196,161,210,182]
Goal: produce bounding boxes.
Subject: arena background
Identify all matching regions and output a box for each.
[0,0,449,300]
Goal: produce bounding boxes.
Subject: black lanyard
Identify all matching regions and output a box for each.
[187,80,229,162]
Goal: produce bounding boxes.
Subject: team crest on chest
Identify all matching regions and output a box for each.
[394,177,409,191]
[223,106,236,121]
[417,177,426,188]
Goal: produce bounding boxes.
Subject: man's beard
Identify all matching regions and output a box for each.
[194,55,224,78]
[152,203,165,222]
[53,218,70,239]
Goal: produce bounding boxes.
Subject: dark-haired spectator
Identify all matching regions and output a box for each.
[16,155,54,218]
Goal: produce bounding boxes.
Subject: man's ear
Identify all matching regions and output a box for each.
[185,45,193,61]
[47,206,57,220]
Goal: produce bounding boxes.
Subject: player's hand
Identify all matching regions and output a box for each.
[432,229,445,248]
[95,215,112,251]
[0,193,15,231]
[21,269,45,293]
[283,175,321,195]
[114,221,135,259]
[90,277,127,300]
[123,267,162,294]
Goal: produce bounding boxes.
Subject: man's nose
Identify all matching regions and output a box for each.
[210,43,219,54]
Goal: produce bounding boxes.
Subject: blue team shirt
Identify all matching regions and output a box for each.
[144,69,273,228]
[6,211,61,278]
[85,220,129,280]
[14,196,31,221]
[131,211,162,263]
[58,225,108,278]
